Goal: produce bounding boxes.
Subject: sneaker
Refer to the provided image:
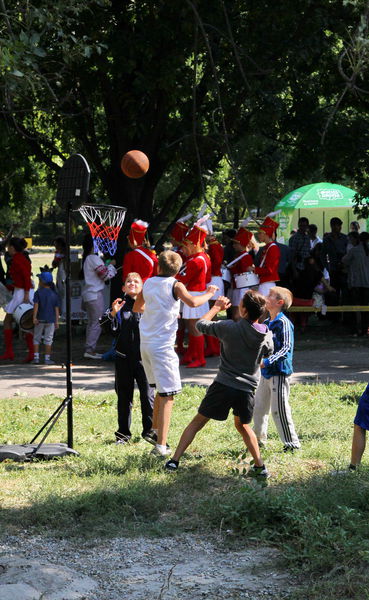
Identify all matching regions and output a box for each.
[84,352,103,359]
[246,464,269,479]
[331,464,357,475]
[150,445,172,457]
[44,359,55,365]
[143,430,158,445]
[31,358,40,365]
[115,434,131,445]
[164,459,179,472]
[283,445,300,453]
[142,431,170,448]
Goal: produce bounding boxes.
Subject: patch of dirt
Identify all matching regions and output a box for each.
[1,533,298,600]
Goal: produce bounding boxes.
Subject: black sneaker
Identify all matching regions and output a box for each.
[164,459,179,472]
[115,432,131,445]
[283,445,300,453]
[142,431,170,449]
[246,464,269,479]
[142,430,158,445]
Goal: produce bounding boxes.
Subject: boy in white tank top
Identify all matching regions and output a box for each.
[134,251,217,456]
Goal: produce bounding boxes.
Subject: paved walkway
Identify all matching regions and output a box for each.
[0,344,368,399]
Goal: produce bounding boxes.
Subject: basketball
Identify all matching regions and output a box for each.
[121,150,150,179]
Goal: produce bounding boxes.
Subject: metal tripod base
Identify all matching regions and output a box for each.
[0,443,79,462]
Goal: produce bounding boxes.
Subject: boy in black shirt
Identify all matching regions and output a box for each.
[109,272,154,445]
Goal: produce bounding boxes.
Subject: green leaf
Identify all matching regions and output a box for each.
[33,47,47,57]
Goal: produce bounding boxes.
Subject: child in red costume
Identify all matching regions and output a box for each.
[169,214,192,356]
[122,220,158,283]
[227,226,255,321]
[169,214,192,263]
[176,218,212,368]
[204,218,224,357]
[0,237,34,362]
[249,216,280,296]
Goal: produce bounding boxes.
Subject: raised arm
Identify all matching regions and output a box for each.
[174,282,218,307]
[199,295,231,321]
[133,291,145,313]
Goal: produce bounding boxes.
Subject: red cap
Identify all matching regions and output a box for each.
[170,220,189,243]
[128,220,148,246]
[233,227,253,247]
[185,224,208,247]
[259,216,279,237]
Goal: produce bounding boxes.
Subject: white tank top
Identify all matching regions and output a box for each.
[139,276,179,346]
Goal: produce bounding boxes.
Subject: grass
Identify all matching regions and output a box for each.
[1,381,369,598]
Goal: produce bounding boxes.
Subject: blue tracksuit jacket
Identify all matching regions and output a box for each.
[261,312,294,379]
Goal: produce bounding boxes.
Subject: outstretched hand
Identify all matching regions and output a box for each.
[206,284,219,296]
[214,296,231,311]
[111,297,125,316]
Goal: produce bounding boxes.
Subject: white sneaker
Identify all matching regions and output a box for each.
[44,359,55,365]
[31,358,40,365]
[150,445,172,457]
[84,352,103,359]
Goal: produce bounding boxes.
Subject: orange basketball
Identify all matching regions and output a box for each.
[121,150,149,179]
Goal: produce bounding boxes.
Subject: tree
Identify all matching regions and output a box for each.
[1,0,369,240]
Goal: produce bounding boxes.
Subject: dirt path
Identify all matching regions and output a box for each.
[0,332,368,400]
[0,533,295,599]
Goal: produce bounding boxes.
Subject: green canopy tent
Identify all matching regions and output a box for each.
[274,182,367,242]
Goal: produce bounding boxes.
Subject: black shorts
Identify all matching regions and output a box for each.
[198,381,255,424]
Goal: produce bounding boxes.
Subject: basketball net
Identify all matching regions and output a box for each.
[78,204,127,256]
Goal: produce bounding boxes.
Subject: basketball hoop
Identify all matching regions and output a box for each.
[78,203,127,256]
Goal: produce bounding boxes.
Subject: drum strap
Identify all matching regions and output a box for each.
[180,254,207,274]
[260,243,276,268]
[135,248,154,267]
[226,251,249,268]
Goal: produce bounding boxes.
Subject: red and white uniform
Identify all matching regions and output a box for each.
[254,242,280,295]
[122,246,158,283]
[229,252,253,306]
[176,251,209,319]
[5,252,34,314]
[8,253,32,292]
[207,240,224,299]
[254,215,280,295]
[208,241,223,277]
[204,251,212,284]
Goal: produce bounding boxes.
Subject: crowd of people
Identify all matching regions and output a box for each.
[287,217,369,335]
[101,213,304,474]
[0,210,368,476]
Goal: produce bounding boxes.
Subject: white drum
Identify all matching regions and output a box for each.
[13,303,34,331]
[234,272,260,289]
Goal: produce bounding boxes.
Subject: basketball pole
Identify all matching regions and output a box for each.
[65,201,73,448]
[28,200,74,452]
[0,156,90,462]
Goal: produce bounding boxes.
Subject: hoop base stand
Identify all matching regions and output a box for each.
[0,155,91,463]
[0,443,78,462]
[0,394,78,462]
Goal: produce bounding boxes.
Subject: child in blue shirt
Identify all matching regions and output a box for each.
[252,286,300,451]
[346,383,369,471]
[32,271,60,365]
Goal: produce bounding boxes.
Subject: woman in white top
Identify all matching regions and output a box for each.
[81,234,116,359]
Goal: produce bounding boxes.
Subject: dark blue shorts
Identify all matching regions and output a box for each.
[354,383,369,431]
